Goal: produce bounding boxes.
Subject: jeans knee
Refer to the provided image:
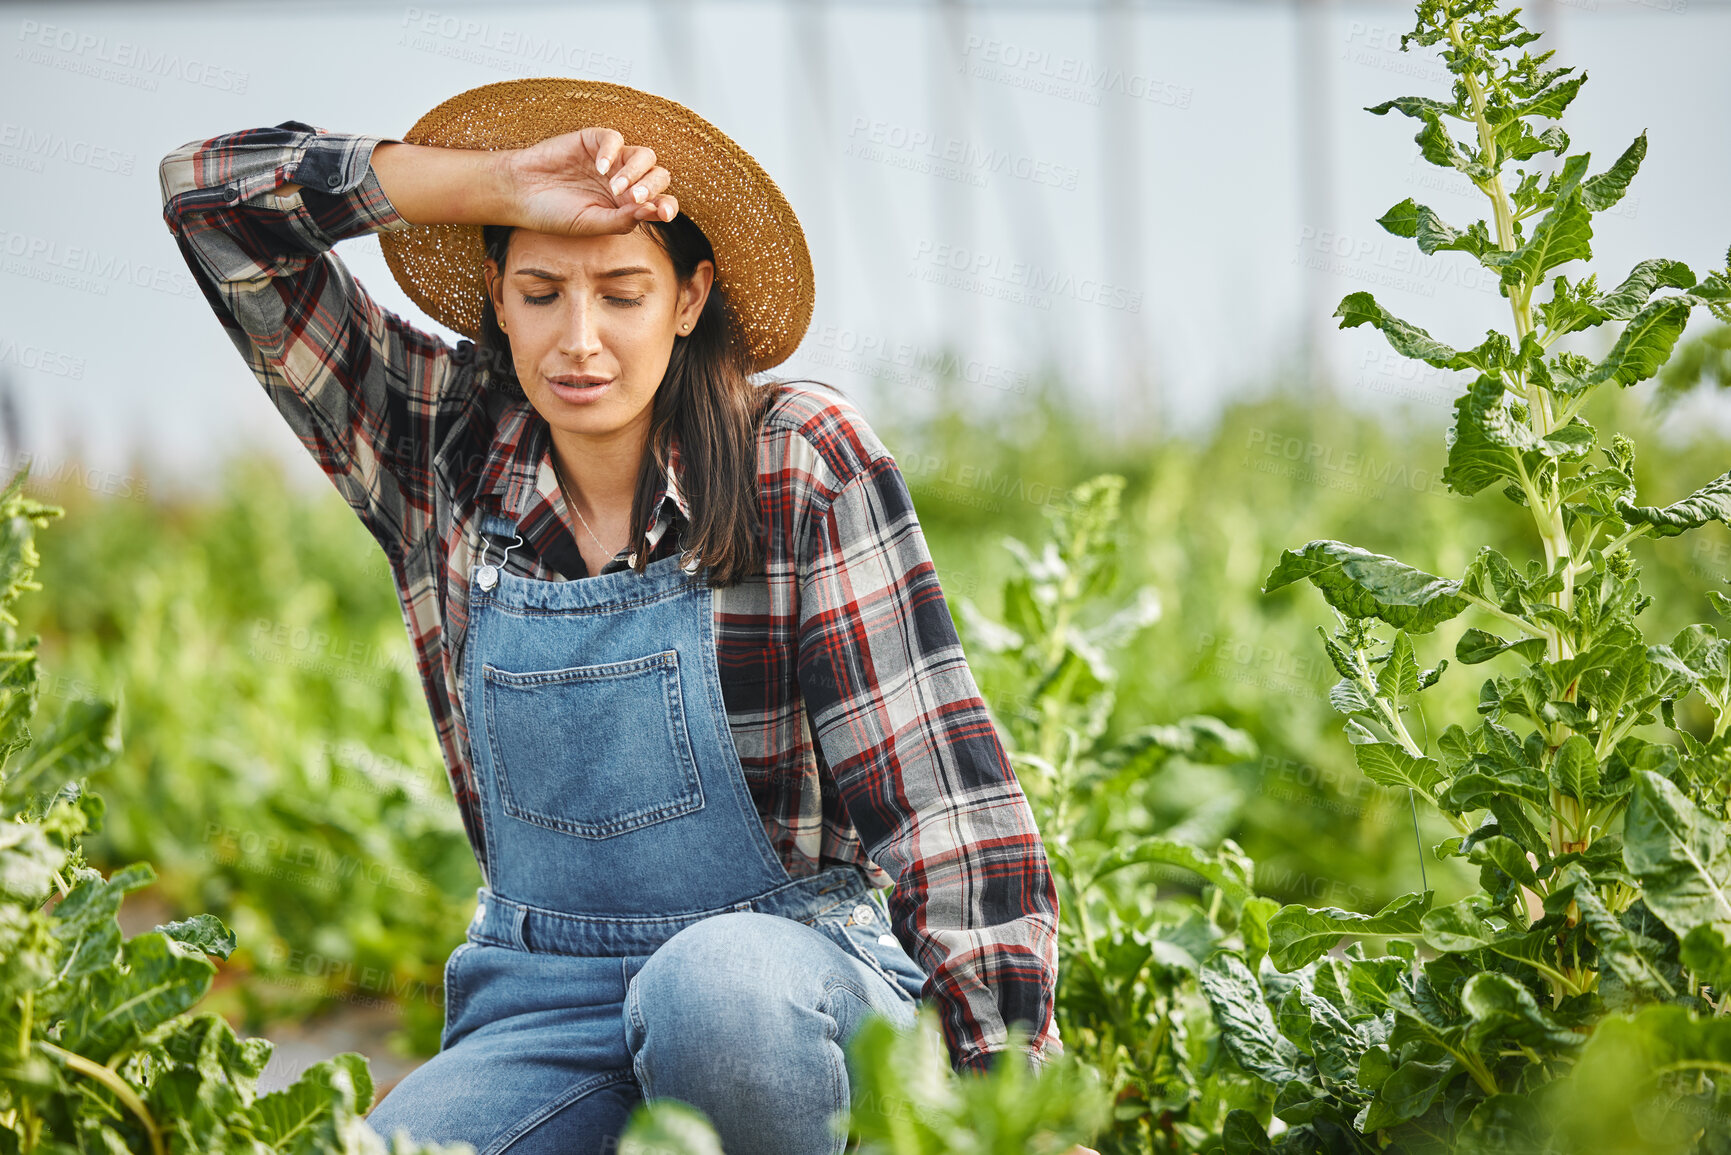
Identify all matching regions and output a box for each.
[626,913,837,1082]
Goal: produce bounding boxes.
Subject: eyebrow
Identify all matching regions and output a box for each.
[510,266,655,281]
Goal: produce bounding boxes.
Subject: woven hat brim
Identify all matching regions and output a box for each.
[378,78,814,373]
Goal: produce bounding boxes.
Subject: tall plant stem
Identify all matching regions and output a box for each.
[1455,18,1578,662]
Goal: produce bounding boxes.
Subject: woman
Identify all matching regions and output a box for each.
[160,79,1071,1155]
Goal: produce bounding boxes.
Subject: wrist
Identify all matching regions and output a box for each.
[485,148,525,229]
[372,141,522,228]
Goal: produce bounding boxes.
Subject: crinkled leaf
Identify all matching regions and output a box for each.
[1334,291,1460,369]
[1581,132,1648,212]
[1198,952,1309,1085]
[1263,541,1467,633]
[156,913,238,961]
[1355,742,1444,798]
[1617,469,1731,538]
[1624,769,1731,938]
[1268,892,1433,971]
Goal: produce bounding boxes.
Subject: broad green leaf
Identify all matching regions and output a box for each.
[1220,1109,1277,1155]
[1086,837,1253,909]
[1588,296,1695,388]
[1268,892,1432,971]
[1355,742,1444,797]
[1552,734,1600,802]
[1624,769,1731,937]
[1460,971,1582,1053]
[1357,1059,1452,1132]
[1581,132,1648,212]
[1515,75,1586,120]
[1377,630,1421,701]
[1455,628,1547,665]
[49,861,154,985]
[1,695,122,806]
[1198,952,1308,1085]
[1420,897,1499,953]
[1596,257,1696,321]
[1334,291,1460,369]
[156,913,238,961]
[1365,96,1456,120]
[1466,835,1543,889]
[1616,469,1731,538]
[1376,198,1490,258]
[1263,541,1467,633]
[1490,186,1593,289]
[1443,375,1534,496]
[252,1052,376,1154]
[1679,922,1731,990]
[56,932,216,1063]
[1240,896,1280,976]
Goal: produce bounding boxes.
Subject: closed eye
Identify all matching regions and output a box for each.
[521,292,557,306]
[607,296,644,307]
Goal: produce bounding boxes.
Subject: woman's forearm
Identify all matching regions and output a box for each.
[350,141,517,227]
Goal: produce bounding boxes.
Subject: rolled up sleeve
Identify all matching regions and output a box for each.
[795,452,1063,1076]
[158,121,457,561]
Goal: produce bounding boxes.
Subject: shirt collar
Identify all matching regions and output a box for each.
[480,398,692,561]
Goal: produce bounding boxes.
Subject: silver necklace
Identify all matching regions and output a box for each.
[549,452,626,563]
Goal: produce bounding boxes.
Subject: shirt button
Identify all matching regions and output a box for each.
[223,185,239,202]
[327,173,343,188]
[851,903,875,925]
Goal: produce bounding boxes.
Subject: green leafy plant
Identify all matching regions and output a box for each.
[954,475,1265,1152]
[1204,1,1731,1149]
[0,468,466,1154]
[22,453,480,1057]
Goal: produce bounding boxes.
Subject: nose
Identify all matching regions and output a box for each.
[556,295,604,362]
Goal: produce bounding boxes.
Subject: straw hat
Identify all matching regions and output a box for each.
[379,78,814,373]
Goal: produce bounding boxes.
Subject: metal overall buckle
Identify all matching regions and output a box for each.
[475,527,523,591]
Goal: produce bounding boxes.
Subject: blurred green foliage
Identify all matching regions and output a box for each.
[13,359,1731,1074]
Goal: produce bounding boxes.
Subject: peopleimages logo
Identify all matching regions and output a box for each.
[0,123,134,176]
[909,239,1143,314]
[958,35,1194,109]
[399,8,633,80]
[14,20,249,94]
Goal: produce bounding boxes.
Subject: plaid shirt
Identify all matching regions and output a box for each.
[159,122,1061,1075]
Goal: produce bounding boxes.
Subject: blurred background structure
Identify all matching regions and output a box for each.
[0,0,1727,495]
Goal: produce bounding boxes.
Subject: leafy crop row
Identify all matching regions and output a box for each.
[0,472,466,1153]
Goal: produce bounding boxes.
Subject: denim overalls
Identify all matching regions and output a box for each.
[364,512,929,1155]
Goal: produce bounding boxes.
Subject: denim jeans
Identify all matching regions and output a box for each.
[365,515,931,1154]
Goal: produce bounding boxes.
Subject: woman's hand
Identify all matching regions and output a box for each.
[501,127,678,236]
[370,128,678,232]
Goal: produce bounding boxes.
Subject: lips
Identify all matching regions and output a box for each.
[546,376,613,403]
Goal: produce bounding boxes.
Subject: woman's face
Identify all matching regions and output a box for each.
[485,226,713,443]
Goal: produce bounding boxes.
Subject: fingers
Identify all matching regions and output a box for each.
[582,126,626,175]
[605,144,660,203]
[631,192,678,223]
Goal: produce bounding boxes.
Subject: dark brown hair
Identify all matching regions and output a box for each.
[479,216,841,587]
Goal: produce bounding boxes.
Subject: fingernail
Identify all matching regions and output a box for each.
[632,184,648,204]
[597,156,611,175]
[610,174,627,195]
[661,204,674,221]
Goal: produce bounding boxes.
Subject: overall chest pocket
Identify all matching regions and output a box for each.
[482,650,706,839]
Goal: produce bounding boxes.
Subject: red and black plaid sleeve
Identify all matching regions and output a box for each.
[158,121,456,563]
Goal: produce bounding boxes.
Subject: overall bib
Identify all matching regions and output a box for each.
[364,512,929,1155]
